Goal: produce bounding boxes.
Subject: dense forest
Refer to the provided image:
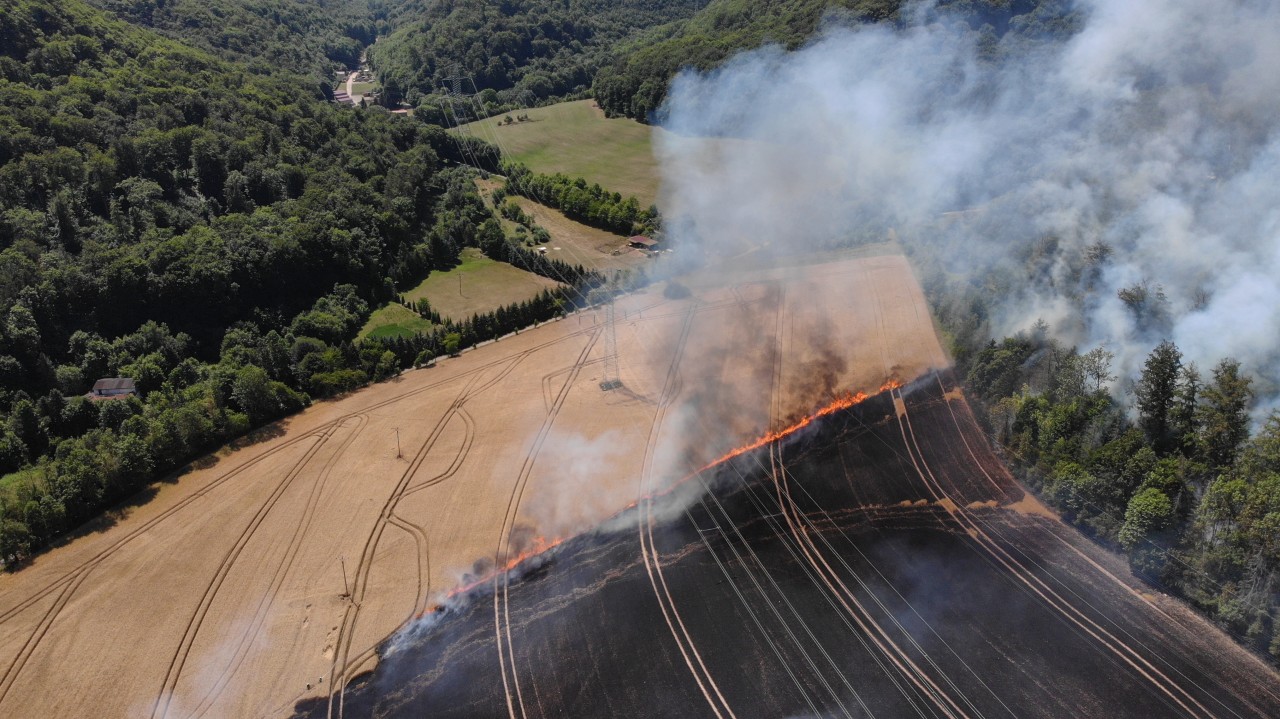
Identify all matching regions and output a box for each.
[368,0,707,117]
[962,331,1280,663]
[0,0,602,563]
[596,0,1074,120]
[85,0,384,83]
[366,0,1072,124]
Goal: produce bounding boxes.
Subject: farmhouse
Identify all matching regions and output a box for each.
[87,377,136,400]
[628,236,657,249]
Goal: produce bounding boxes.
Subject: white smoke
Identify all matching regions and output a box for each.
[656,0,1280,410]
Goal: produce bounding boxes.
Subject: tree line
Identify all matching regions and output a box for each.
[593,0,1075,121]
[367,0,706,115]
[909,203,1280,666]
[371,285,585,370]
[502,163,660,237]
[962,331,1280,663]
[85,0,384,84]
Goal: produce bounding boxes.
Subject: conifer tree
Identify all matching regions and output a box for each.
[1136,341,1182,453]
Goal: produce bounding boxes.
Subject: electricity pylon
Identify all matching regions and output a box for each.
[600,297,622,391]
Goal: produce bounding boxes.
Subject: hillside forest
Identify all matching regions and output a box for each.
[368,0,708,120]
[0,0,626,564]
[915,242,1280,664]
[83,0,384,83]
[368,0,1072,123]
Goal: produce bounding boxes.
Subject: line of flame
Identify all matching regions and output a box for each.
[692,379,902,473]
[421,379,901,617]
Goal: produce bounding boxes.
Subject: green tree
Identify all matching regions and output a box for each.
[1135,340,1182,453]
[442,332,462,356]
[1120,488,1175,549]
[0,517,34,565]
[7,399,45,459]
[1198,359,1253,469]
[231,365,278,424]
[1119,487,1175,577]
[373,351,400,381]
[1172,362,1201,456]
[0,430,27,474]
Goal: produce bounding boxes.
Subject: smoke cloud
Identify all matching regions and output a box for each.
[656,0,1280,410]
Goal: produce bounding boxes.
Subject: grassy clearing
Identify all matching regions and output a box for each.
[402,247,561,321]
[350,81,377,96]
[511,197,651,273]
[0,466,44,507]
[462,99,660,207]
[358,302,435,340]
[474,178,649,274]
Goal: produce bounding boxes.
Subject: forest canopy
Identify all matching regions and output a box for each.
[83,0,384,82]
[368,0,708,115]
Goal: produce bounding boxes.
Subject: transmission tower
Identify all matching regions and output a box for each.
[439,66,484,169]
[600,297,622,391]
[440,67,475,131]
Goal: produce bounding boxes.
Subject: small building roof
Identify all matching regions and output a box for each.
[629,236,657,247]
[92,378,136,392]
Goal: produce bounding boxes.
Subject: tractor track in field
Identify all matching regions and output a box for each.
[151,415,368,719]
[327,361,497,719]
[328,326,601,718]
[492,328,602,719]
[0,316,611,718]
[386,512,432,624]
[187,414,370,719]
[924,373,1271,718]
[634,303,739,719]
[767,282,964,718]
[0,422,344,710]
[893,377,1218,718]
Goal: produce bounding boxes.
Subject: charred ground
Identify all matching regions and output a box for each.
[296,372,1280,718]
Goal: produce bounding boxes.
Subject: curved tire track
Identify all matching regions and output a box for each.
[151,416,366,719]
[187,414,370,719]
[895,380,1216,718]
[0,423,341,710]
[493,328,603,719]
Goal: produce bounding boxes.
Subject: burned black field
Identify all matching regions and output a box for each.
[297,373,1280,718]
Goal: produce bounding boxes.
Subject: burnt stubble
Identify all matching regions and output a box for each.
[297,373,1280,718]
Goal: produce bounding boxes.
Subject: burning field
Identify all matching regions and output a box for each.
[3,249,1278,718]
[295,372,1280,719]
[5,249,1280,717]
[0,251,958,717]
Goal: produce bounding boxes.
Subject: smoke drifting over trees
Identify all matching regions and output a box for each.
[656,0,1280,407]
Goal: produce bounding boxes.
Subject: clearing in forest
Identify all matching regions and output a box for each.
[400,247,561,321]
[358,303,435,340]
[462,99,660,207]
[473,178,649,274]
[508,197,650,273]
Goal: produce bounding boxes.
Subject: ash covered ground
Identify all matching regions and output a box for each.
[296,373,1280,718]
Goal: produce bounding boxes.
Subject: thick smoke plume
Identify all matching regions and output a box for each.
[657,0,1280,409]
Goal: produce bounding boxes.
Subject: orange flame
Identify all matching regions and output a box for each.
[421,379,901,617]
[433,535,568,607]
[693,379,902,474]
